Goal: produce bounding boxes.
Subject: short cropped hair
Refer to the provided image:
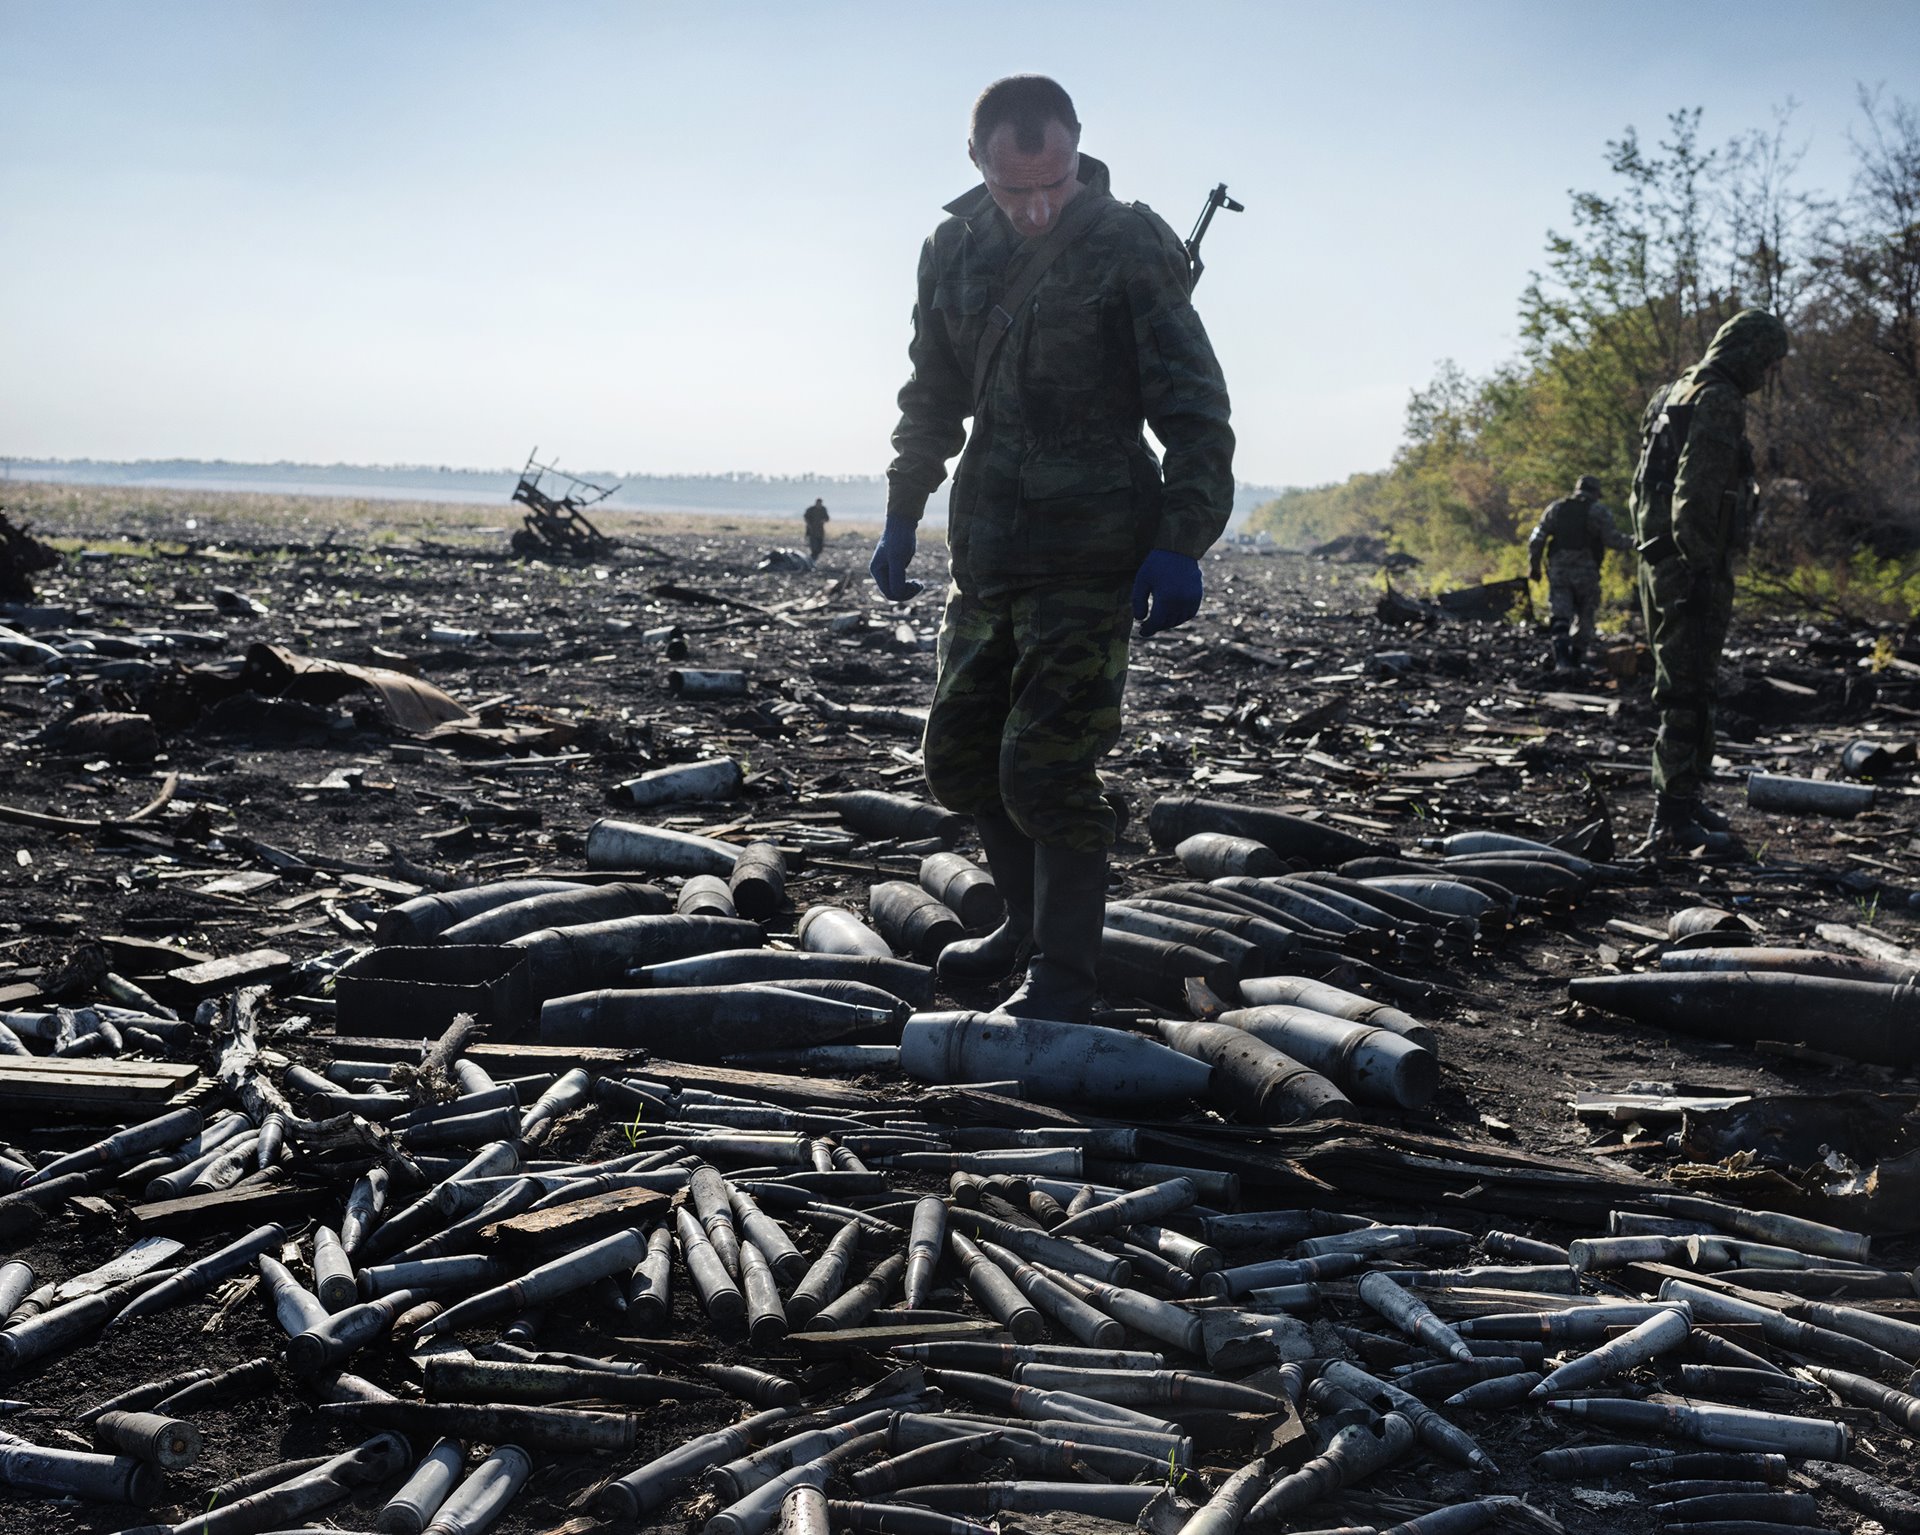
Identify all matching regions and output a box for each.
[971,75,1080,155]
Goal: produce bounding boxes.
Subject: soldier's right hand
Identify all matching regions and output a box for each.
[869,516,925,602]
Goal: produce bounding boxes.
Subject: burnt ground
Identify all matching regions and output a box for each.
[0,483,1915,1533]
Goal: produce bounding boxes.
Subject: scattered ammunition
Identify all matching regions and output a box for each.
[729,840,788,920]
[1299,1224,1474,1259]
[640,950,934,1007]
[948,1206,1130,1285]
[517,1065,591,1140]
[77,1367,215,1425]
[692,1164,745,1277]
[377,877,583,945]
[1317,1361,1498,1474]
[324,1397,634,1454]
[1358,1271,1475,1362]
[153,1356,276,1416]
[1248,1412,1414,1522]
[680,873,742,918]
[1570,1234,1690,1271]
[799,905,894,959]
[977,1241,1123,1347]
[0,1260,33,1321]
[110,1223,286,1330]
[89,1410,201,1470]
[1676,1364,1828,1405]
[0,1430,158,1505]
[1456,1302,1673,1341]
[1444,1371,1544,1409]
[904,1196,947,1309]
[0,1270,178,1371]
[1660,1279,1912,1377]
[24,1106,202,1189]
[786,1217,861,1327]
[418,1226,652,1337]
[868,1482,1160,1520]
[1048,1176,1196,1241]
[871,882,965,962]
[1234,973,1436,1048]
[740,1240,789,1348]
[810,1253,906,1331]
[905,1410,1190,1465]
[1041,1266,1204,1356]
[423,1356,721,1406]
[1202,1210,1371,1246]
[594,1406,800,1518]
[941,1231,1037,1342]
[1545,1397,1849,1457]
[709,1411,893,1502]
[286,1286,427,1375]
[156,1432,413,1535]
[731,1186,807,1284]
[700,1363,803,1409]
[1799,1366,1920,1432]
[851,1432,999,1499]
[441,880,678,945]
[1530,1304,1692,1399]
[902,1011,1212,1104]
[629,1223,675,1325]
[542,985,897,1051]
[1394,1357,1533,1398]
[341,1166,389,1256]
[677,1203,749,1329]
[361,1140,523,1262]
[312,1224,357,1312]
[1013,1364,1281,1414]
[1650,1491,1823,1525]
[919,851,1002,930]
[1378,1495,1530,1535]
[380,1436,466,1535]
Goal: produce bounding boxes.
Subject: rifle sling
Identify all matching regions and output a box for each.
[971,190,1107,410]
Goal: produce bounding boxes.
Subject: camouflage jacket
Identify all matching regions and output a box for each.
[1528,493,1631,576]
[1630,309,1789,573]
[886,155,1235,593]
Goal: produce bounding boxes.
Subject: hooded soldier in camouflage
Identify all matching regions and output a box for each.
[871,76,1234,1022]
[1528,474,1633,670]
[1629,308,1791,854]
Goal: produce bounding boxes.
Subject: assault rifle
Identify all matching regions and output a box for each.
[1185,183,1244,288]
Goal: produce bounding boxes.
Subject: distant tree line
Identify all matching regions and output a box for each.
[1255,91,1920,609]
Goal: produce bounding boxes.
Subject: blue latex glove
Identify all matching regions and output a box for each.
[1132,549,1203,636]
[869,515,925,602]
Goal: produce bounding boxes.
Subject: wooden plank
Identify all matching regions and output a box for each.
[332,1038,635,1072]
[131,1178,331,1236]
[163,948,294,999]
[99,933,217,973]
[639,1062,886,1113]
[482,1187,669,1254]
[0,981,43,1009]
[0,1058,198,1103]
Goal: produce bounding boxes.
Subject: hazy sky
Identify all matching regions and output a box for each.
[2,1,1912,488]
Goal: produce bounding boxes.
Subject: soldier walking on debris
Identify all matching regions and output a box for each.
[1527,474,1632,671]
[1629,308,1791,856]
[870,74,1234,1022]
[803,497,830,560]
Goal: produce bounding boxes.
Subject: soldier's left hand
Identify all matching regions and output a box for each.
[1132,550,1203,637]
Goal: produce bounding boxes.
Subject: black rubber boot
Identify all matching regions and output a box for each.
[1550,631,1576,670]
[1633,795,1742,860]
[935,812,1034,984]
[999,844,1107,1023]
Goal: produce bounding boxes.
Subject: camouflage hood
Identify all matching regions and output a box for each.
[1694,308,1790,395]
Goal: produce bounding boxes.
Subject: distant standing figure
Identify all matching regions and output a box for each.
[803,498,830,559]
[1629,307,1790,855]
[1527,474,1632,670]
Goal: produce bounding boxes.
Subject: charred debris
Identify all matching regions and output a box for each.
[0,520,1913,1533]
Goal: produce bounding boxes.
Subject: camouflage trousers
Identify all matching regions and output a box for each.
[1638,554,1735,801]
[1547,565,1602,650]
[923,580,1133,853]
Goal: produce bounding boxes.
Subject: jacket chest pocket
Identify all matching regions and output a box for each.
[933,277,992,365]
[1027,292,1109,393]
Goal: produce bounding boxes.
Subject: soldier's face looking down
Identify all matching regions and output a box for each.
[970,119,1083,239]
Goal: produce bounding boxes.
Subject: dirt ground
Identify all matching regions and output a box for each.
[0,482,1914,1534]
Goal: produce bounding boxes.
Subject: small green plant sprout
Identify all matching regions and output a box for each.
[620,1104,648,1150]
